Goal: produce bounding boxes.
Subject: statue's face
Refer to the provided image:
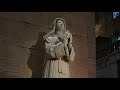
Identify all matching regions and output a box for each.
[56,20,65,30]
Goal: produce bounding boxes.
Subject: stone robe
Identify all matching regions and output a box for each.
[42,33,75,78]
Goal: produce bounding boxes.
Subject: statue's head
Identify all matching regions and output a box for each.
[52,18,66,33]
[56,19,65,30]
[43,18,66,39]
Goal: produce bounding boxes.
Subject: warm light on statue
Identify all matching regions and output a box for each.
[42,18,75,78]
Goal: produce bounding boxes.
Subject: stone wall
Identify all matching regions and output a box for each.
[0,12,96,78]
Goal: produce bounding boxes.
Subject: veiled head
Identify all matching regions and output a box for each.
[43,18,67,39]
[52,18,66,33]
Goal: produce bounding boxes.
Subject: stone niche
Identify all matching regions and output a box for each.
[0,12,96,78]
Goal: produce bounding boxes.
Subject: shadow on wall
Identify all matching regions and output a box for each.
[27,32,47,78]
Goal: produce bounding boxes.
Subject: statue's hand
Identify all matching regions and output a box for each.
[58,37,63,42]
[63,37,68,46]
[68,42,72,49]
[58,36,68,46]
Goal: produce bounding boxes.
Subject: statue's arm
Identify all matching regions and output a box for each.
[64,33,75,62]
[45,38,65,59]
[66,46,75,62]
[45,40,56,58]
[54,42,65,59]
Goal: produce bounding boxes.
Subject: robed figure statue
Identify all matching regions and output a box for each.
[42,18,75,78]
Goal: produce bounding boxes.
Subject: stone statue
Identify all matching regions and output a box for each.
[42,18,75,78]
